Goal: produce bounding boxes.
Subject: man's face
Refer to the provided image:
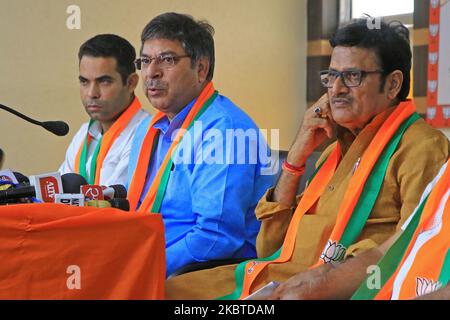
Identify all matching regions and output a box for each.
[328,46,393,133]
[79,56,133,127]
[140,38,206,119]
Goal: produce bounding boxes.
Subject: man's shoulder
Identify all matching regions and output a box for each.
[135,108,151,120]
[127,109,151,130]
[402,117,449,146]
[71,121,90,139]
[392,117,450,169]
[201,94,259,130]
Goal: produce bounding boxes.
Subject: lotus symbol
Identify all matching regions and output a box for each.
[427,107,437,121]
[428,80,438,93]
[429,52,438,65]
[320,240,346,264]
[429,24,439,37]
[416,277,442,297]
[443,107,450,121]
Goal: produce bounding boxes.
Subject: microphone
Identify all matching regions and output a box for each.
[85,199,130,211]
[0,170,31,205]
[54,193,85,207]
[57,172,126,200]
[0,103,69,136]
[41,121,70,137]
[80,184,127,201]
[29,172,63,202]
[61,173,88,193]
[103,185,127,200]
[0,170,23,195]
[0,172,63,203]
[0,148,4,169]
[0,169,21,185]
[80,185,105,200]
[13,172,29,184]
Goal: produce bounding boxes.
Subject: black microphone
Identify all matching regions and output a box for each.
[0,171,30,204]
[86,198,130,211]
[103,185,127,199]
[0,184,35,201]
[13,172,29,184]
[61,173,88,193]
[0,172,84,203]
[109,198,130,211]
[0,103,69,136]
[0,148,4,169]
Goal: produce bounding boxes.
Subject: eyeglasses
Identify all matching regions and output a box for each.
[134,54,190,70]
[320,69,384,88]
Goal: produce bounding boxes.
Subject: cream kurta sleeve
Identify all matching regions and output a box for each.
[255,147,333,259]
[255,188,296,258]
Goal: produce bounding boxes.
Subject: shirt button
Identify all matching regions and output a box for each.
[328,185,334,192]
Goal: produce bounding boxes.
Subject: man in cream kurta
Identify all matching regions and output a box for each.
[165,19,450,299]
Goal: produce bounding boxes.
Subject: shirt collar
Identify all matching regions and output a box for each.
[153,97,196,135]
[88,121,103,140]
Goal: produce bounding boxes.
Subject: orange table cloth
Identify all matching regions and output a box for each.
[0,203,165,299]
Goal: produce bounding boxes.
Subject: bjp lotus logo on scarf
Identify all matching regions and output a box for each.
[416,277,442,297]
[320,240,346,264]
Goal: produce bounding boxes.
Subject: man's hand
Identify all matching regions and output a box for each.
[287,93,334,167]
[273,94,334,206]
[268,264,333,300]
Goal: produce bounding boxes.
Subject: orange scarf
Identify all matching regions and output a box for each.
[127,82,216,212]
[74,96,141,184]
[375,162,450,300]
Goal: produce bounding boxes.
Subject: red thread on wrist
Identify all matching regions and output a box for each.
[282,160,306,176]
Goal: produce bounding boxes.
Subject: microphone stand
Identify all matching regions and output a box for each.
[0,148,4,169]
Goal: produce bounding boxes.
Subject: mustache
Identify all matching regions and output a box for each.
[85,100,104,107]
[331,96,352,104]
[144,80,168,90]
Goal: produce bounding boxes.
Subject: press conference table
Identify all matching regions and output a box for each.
[0,203,166,299]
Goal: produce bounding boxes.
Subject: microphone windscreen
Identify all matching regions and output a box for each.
[109,198,130,211]
[109,185,127,198]
[61,173,88,193]
[41,121,70,136]
[13,172,29,184]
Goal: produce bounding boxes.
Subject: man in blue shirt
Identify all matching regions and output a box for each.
[127,12,275,277]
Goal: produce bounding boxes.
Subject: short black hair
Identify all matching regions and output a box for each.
[78,34,136,85]
[330,18,411,101]
[141,12,215,81]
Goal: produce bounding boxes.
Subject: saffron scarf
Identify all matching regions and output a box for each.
[127,82,218,213]
[352,161,450,300]
[75,97,142,185]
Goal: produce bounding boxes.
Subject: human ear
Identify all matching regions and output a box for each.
[127,73,139,92]
[196,58,210,83]
[386,70,404,100]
